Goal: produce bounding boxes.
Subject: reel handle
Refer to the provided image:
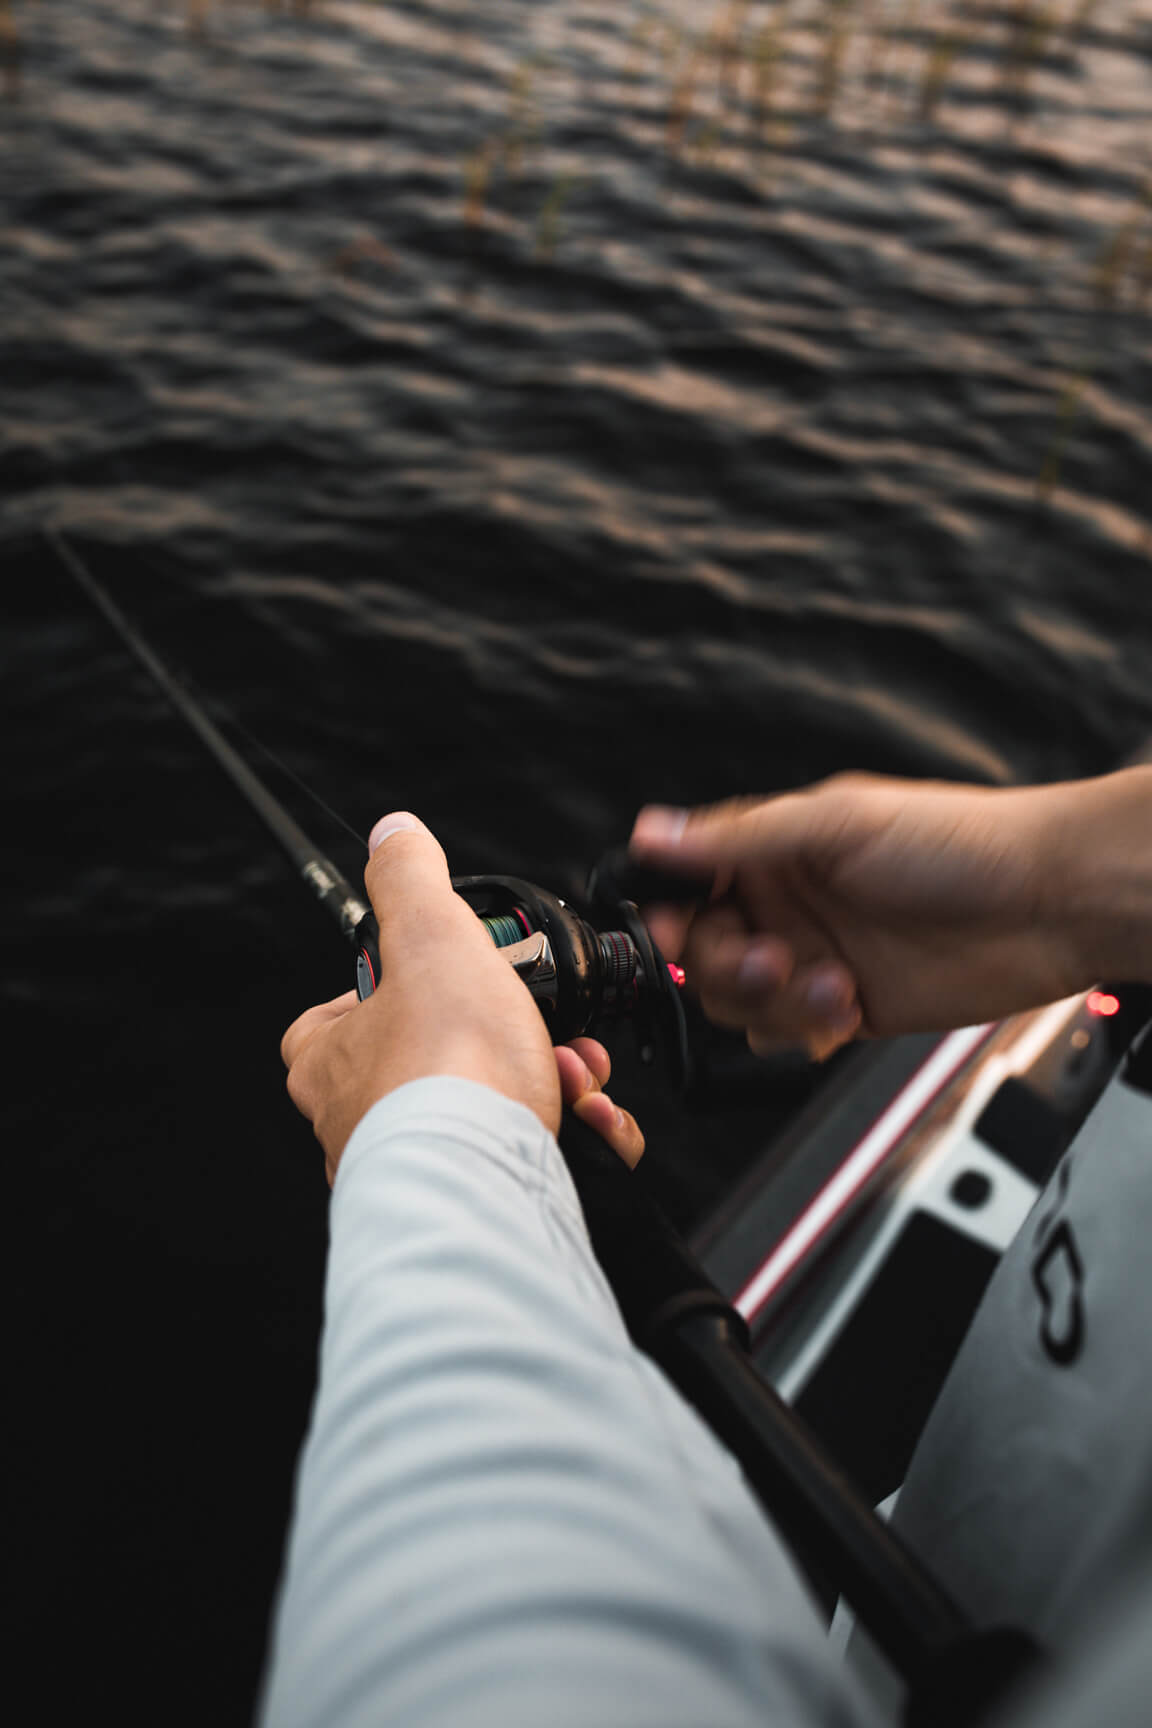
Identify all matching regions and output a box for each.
[586,847,715,911]
[355,918,381,1001]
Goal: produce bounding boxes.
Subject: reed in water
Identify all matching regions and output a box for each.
[1,0,23,100]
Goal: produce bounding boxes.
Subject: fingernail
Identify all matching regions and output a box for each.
[739,941,784,990]
[614,1106,626,1130]
[632,806,689,848]
[368,811,424,855]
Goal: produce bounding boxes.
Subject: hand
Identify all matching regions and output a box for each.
[630,772,1109,1061]
[281,812,644,1182]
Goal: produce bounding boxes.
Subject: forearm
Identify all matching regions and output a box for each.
[259,1079,870,1728]
[1043,766,1152,986]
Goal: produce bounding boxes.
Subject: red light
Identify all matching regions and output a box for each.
[1087,990,1121,1018]
[667,963,686,989]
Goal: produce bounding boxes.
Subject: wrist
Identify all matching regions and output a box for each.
[1043,767,1152,985]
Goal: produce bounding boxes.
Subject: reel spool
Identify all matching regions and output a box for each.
[354,862,693,1090]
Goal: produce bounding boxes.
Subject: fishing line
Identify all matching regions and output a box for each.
[44,527,369,856]
[44,525,373,940]
[201,701,369,856]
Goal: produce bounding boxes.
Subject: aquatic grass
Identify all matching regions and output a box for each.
[1135,236,1152,308]
[690,115,726,166]
[329,232,396,280]
[917,27,970,125]
[843,0,951,130]
[750,12,787,144]
[659,17,688,72]
[1092,185,1152,305]
[665,45,703,151]
[880,0,924,120]
[186,0,321,37]
[1064,0,1104,45]
[17,0,1149,501]
[1000,1,1057,109]
[535,171,578,261]
[1092,223,1136,305]
[663,2,789,166]
[463,139,498,230]
[708,0,753,97]
[1036,368,1090,503]
[861,0,901,96]
[812,5,855,120]
[625,11,659,81]
[1036,176,1150,495]
[0,0,22,100]
[663,6,720,141]
[501,57,541,178]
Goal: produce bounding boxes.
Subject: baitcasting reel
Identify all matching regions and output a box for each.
[353,850,710,1090]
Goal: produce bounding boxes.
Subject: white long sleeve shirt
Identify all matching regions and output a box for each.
[258,1077,875,1728]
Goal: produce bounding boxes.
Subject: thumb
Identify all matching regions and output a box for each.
[364,811,477,963]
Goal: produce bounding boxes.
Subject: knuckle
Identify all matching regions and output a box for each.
[285,1058,313,1115]
[281,1003,324,1069]
[813,770,877,810]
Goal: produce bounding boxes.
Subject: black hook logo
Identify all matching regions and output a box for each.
[1031,1217,1085,1367]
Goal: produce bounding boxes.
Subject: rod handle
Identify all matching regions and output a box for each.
[557,1109,742,1351]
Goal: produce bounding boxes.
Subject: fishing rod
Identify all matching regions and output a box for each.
[44,526,691,1072]
[49,527,1039,1725]
[46,527,375,946]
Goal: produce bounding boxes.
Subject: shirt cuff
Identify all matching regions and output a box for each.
[336,1075,586,1224]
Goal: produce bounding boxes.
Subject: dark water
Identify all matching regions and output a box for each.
[5,1,1152,1720]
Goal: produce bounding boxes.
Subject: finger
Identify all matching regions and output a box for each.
[555,1043,601,1108]
[571,1087,645,1170]
[563,1037,611,1088]
[745,959,862,1060]
[280,990,359,1069]
[364,811,481,968]
[671,903,788,1025]
[748,1010,862,1064]
[685,929,796,1030]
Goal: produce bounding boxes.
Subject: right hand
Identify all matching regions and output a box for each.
[629,773,1101,1060]
[282,812,563,1181]
[281,811,645,1183]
